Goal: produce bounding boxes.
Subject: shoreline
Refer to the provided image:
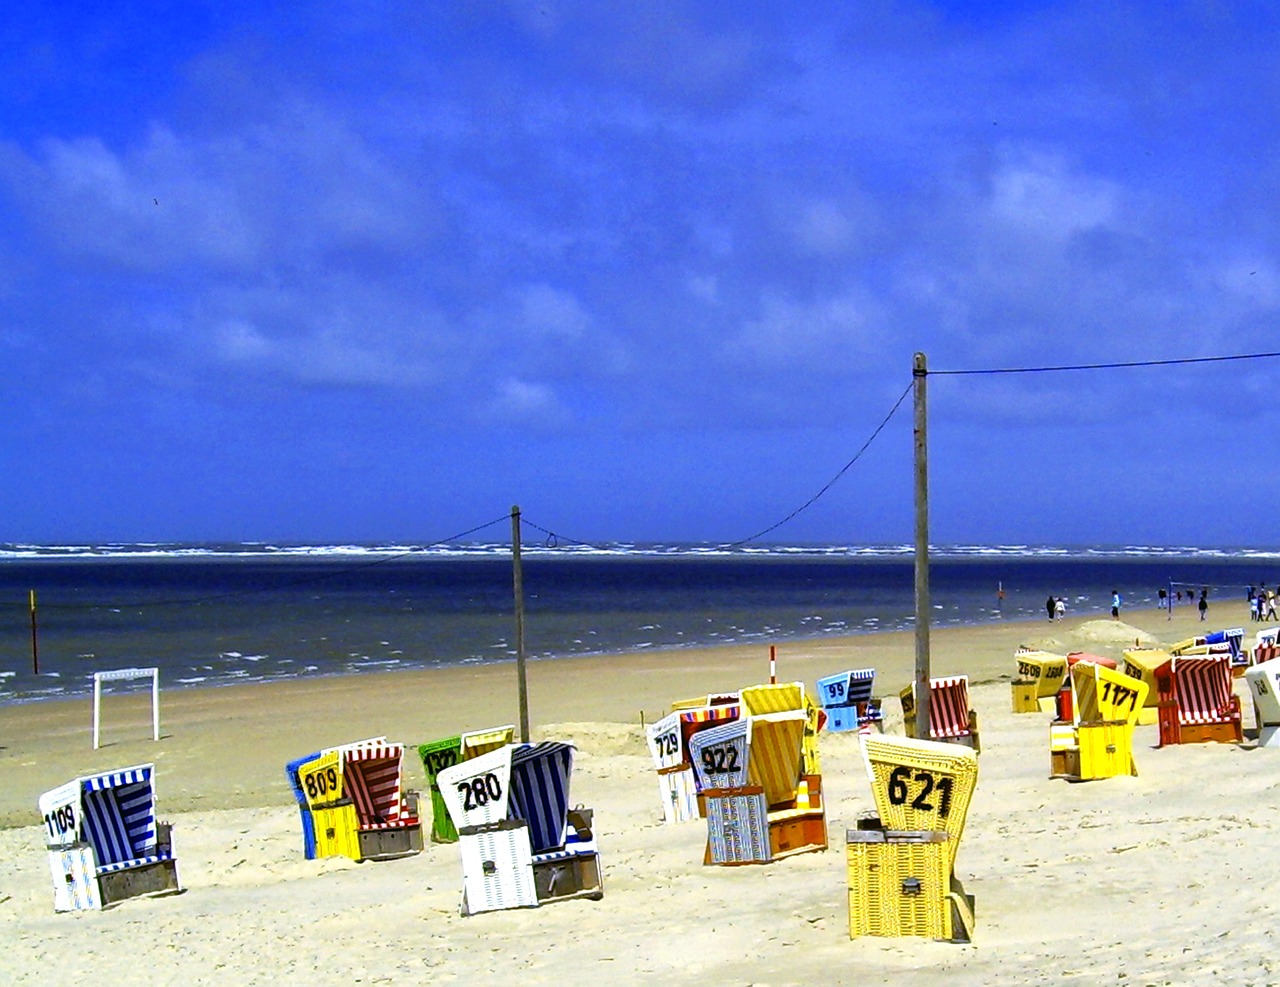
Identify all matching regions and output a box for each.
[0,601,1234,828]
[0,596,1153,709]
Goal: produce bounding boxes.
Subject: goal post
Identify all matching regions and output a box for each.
[92,667,160,750]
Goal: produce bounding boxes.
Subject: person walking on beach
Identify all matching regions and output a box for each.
[1198,589,1209,621]
[1055,597,1066,620]
[1267,590,1278,622]
[1046,594,1056,620]
[1111,591,1122,619]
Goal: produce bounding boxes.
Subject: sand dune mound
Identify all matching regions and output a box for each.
[1073,619,1159,647]
[536,720,648,756]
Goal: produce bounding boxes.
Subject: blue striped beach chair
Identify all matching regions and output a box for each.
[691,711,828,866]
[438,741,604,916]
[817,668,881,732]
[38,763,182,912]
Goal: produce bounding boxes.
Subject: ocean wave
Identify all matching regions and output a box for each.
[1,540,1277,562]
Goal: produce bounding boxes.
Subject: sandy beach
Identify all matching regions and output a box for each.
[1,601,1272,986]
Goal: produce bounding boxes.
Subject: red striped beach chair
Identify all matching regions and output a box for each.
[294,738,423,862]
[1157,655,1243,746]
[899,676,980,752]
[38,763,181,912]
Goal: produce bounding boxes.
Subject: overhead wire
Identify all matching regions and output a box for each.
[929,351,1280,376]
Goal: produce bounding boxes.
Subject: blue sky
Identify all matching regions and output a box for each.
[2,2,1278,547]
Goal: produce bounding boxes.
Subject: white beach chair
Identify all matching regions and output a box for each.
[38,763,181,912]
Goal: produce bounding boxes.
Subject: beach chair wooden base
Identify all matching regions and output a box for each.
[50,842,182,912]
[98,857,183,908]
[656,763,699,824]
[767,773,828,859]
[703,787,771,865]
[532,853,604,903]
[1157,700,1243,747]
[356,822,424,861]
[846,827,971,942]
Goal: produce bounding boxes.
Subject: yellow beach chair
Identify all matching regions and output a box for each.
[1050,661,1148,781]
[740,681,823,774]
[1011,649,1068,713]
[1121,649,1171,726]
[851,735,978,942]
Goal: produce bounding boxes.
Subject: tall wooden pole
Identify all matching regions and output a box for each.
[29,589,39,674]
[511,505,530,743]
[913,352,931,737]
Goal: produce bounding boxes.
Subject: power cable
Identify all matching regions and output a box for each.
[930,352,1280,375]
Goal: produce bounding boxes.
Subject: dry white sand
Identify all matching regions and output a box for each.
[1,602,1273,986]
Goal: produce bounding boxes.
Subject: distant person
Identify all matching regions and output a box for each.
[1054,597,1066,620]
[1111,591,1122,619]
[1251,595,1261,622]
[1268,591,1278,622]
[1198,590,1209,622]
[1046,594,1056,620]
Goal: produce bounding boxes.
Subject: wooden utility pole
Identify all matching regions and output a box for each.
[29,589,39,674]
[511,505,530,743]
[913,352,931,737]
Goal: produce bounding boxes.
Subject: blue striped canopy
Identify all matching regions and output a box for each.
[508,742,573,854]
[80,765,156,867]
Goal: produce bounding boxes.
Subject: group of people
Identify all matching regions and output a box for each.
[1249,585,1279,622]
[1045,595,1067,620]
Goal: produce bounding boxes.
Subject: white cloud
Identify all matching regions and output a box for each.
[987,151,1119,240]
[728,290,884,371]
[486,377,570,427]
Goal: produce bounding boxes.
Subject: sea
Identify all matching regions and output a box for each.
[1,541,1277,705]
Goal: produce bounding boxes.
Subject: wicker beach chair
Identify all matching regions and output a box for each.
[285,750,322,859]
[1120,648,1170,725]
[817,668,882,732]
[38,763,182,912]
[740,681,824,773]
[1010,649,1068,714]
[1156,655,1243,746]
[293,738,423,862]
[851,735,977,941]
[899,676,980,751]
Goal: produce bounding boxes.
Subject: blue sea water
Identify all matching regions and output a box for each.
[0,541,1276,704]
